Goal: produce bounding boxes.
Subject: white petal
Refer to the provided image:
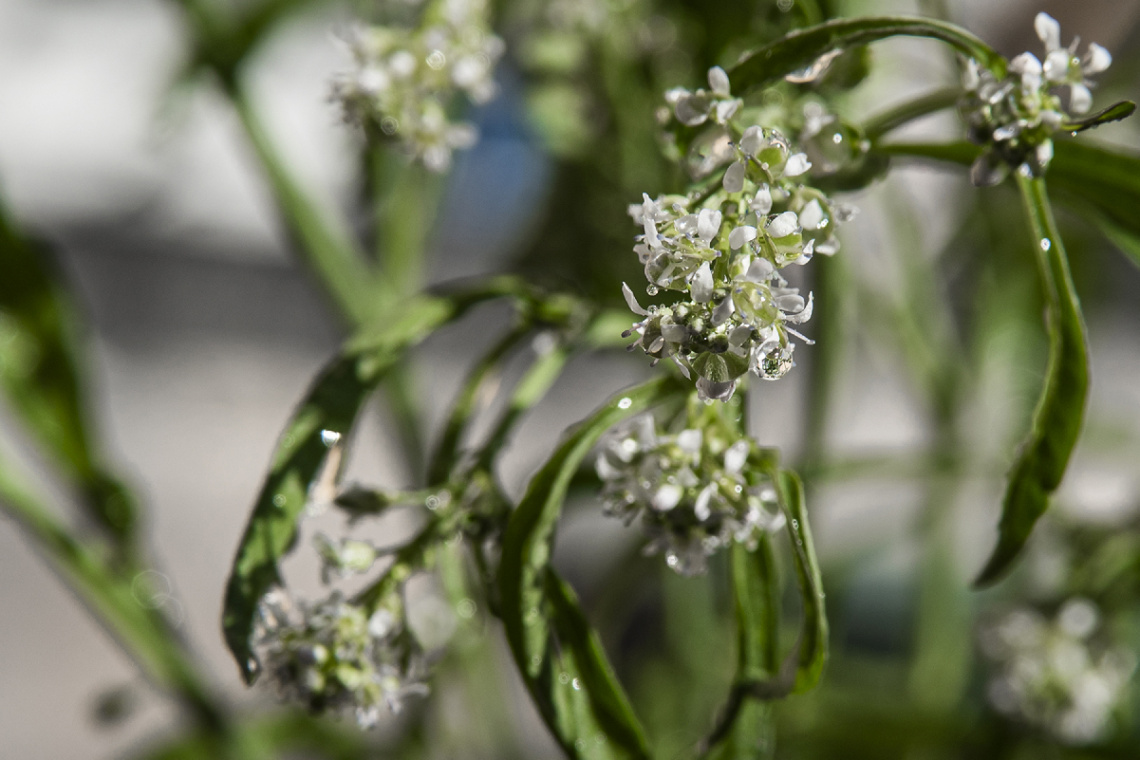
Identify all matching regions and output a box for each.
[740,125,764,156]
[775,293,804,313]
[961,58,981,90]
[729,325,752,346]
[1069,83,1092,114]
[798,199,825,230]
[676,429,702,454]
[708,66,731,95]
[697,208,722,241]
[1044,49,1071,83]
[690,262,714,303]
[1036,139,1054,167]
[1010,52,1043,76]
[622,282,649,315]
[724,440,750,475]
[712,294,735,326]
[675,94,710,126]
[723,161,746,193]
[744,257,774,282]
[786,292,814,323]
[1084,43,1112,74]
[750,185,773,215]
[652,484,683,511]
[767,211,799,239]
[714,99,741,124]
[784,153,811,177]
[728,225,758,249]
[1035,13,1062,51]
[693,485,715,522]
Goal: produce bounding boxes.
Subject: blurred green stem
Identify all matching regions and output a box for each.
[227,83,380,327]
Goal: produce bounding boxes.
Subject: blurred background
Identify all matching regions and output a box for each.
[2,0,1140,757]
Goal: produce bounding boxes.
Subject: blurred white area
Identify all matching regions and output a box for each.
[0,0,1139,757]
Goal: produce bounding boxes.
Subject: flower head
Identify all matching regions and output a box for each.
[624,67,854,400]
[960,13,1113,184]
[596,411,785,575]
[254,589,429,726]
[332,0,504,171]
[980,598,1136,745]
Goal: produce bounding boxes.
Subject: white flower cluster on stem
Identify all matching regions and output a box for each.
[980,598,1136,745]
[596,410,785,576]
[961,12,1112,185]
[624,67,854,402]
[254,588,429,727]
[332,0,505,172]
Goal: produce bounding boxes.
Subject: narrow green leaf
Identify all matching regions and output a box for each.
[775,469,828,691]
[727,16,1001,94]
[230,86,379,327]
[974,176,1088,586]
[0,195,137,547]
[499,376,684,759]
[703,541,780,760]
[0,455,218,724]
[1061,100,1136,133]
[223,293,483,682]
[879,139,1140,267]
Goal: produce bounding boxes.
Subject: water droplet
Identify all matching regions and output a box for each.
[531,655,543,668]
[646,285,659,296]
[776,0,793,10]
[426,495,440,510]
[617,397,633,409]
[425,50,446,70]
[832,133,843,144]
[247,657,260,674]
[456,598,477,619]
[575,739,587,751]
[320,429,341,447]
[380,116,399,135]
[1040,238,1052,251]
[273,494,287,508]
[559,672,571,685]
[572,678,582,690]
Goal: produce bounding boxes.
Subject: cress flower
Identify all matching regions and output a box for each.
[596,412,785,575]
[980,598,1136,745]
[961,12,1113,185]
[625,67,854,401]
[254,589,429,727]
[332,0,505,172]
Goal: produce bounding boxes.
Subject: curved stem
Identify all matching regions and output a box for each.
[863,88,962,141]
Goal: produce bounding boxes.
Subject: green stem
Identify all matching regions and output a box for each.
[0,457,225,731]
[427,326,533,484]
[862,88,961,141]
[227,84,379,327]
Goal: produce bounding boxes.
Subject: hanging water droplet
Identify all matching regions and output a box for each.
[425,495,440,510]
[1040,238,1052,251]
[320,429,341,447]
[646,285,659,296]
[571,678,582,690]
[272,494,287,508]
[618,397,633,409]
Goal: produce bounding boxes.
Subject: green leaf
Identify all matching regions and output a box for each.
[974,176,1088,586]
[0,454,218,723]
[0,195,137,547]
[499,376,684,759]
[1061,100,1136,133]
[703,541,780,760]
[879,139,1140,267]
[776,469,828,691]
[223,293,489,683]
[727,16,1001,94]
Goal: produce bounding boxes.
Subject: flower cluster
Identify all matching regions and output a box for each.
[961,13,1112,185]
[254,589,428,727]
[980,598,1136,745]
[332,0,505,172]
[625,68,853,401]
[596,412,785,575]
